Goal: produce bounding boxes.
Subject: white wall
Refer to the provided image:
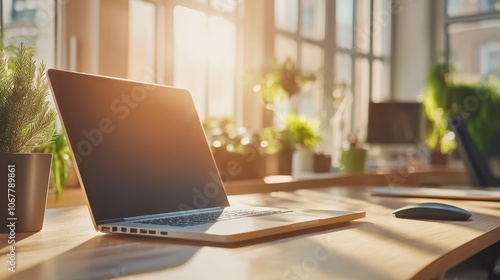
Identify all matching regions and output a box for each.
[391,0,432,101]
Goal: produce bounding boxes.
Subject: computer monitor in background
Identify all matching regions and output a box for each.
[448,115,500,187]
[366,102,422,144]
[366,102,423,167]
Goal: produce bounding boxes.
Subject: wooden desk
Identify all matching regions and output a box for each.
[1,186,499,280]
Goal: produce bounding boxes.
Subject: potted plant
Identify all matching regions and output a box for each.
[203,116,264,181]
[253,58,317,104]
[253,58,317,125]
[423,63,500,164]
[261,113,320,175]
[313,152,332,173]
[422,64,456,164]
[340,133,367,174]
[0,43,56,233]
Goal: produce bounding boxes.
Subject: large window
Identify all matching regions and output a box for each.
[128,0,241,120]
[335,0,391,138]
[273,0,326,127]
[445,0,500,79]
[273,0,392,158]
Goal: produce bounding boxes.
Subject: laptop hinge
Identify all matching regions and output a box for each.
[122,207,225,222]
[96,218,125,225]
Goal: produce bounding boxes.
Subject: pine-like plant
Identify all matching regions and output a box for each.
[0,42,56,153]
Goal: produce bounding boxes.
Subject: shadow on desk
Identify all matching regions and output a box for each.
[0,233,36,250]
[6,235,199,280]
[6,221,365,280]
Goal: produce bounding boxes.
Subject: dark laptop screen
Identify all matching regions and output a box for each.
[48,70,229,223]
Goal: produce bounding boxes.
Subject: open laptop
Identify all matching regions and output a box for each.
[48,69,364,243]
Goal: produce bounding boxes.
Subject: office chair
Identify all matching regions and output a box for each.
[448,115,500,187]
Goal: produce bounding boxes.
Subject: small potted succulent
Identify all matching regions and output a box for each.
[340,133,367,174]
[0,43,56,233]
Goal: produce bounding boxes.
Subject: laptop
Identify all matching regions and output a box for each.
[47,69,365,243]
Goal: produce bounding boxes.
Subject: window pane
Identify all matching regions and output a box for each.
[301,42,323,73]
[372,59,390,102]
[448,19,500,79]
[211,0,237,14]
[129,0,156,82]
[372,0,391,57]
[275,34,298,63]
[300,0,325,41]
[299,43,323,117]
[2,0,56,67]
[272,36,298,127]
[336,0,353,49]
[335,52,352,84]
[481,42,500,78]
[207,16,236,117]
[332,53,353,165]
[174,6,208,118]
[447,0,500,17]
[275,0,298,33]
[355,0,371,54]
[353,58,369,140]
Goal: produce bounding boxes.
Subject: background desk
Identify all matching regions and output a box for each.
[1,186,499,280]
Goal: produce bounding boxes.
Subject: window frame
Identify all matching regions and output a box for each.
[270,0,393,156]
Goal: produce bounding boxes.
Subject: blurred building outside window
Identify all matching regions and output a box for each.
[1,0,56,68]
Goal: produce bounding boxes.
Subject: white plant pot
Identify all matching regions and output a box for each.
[292,149,314,176]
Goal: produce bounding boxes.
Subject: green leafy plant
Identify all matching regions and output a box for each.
[253,58,317,106]
[448,79,500,155]
[0,42,56,153]
[36,132,71,197]
[423,64,455,154]
[423,63,500,155]
[262,113,320,153]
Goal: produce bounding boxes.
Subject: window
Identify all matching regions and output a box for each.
[128,0,241,120]
[445,0,500,79]
[128,0,157,82]
[273,0,392,160]
[335,0,392,137]
[273,0,325,124]
[0,0,56,67]
[446,0,500,17]
[128,1,393,145]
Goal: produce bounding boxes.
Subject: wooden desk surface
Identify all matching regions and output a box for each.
[1,186,499,280]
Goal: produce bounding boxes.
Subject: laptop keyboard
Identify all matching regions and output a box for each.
[134,209,292,227]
